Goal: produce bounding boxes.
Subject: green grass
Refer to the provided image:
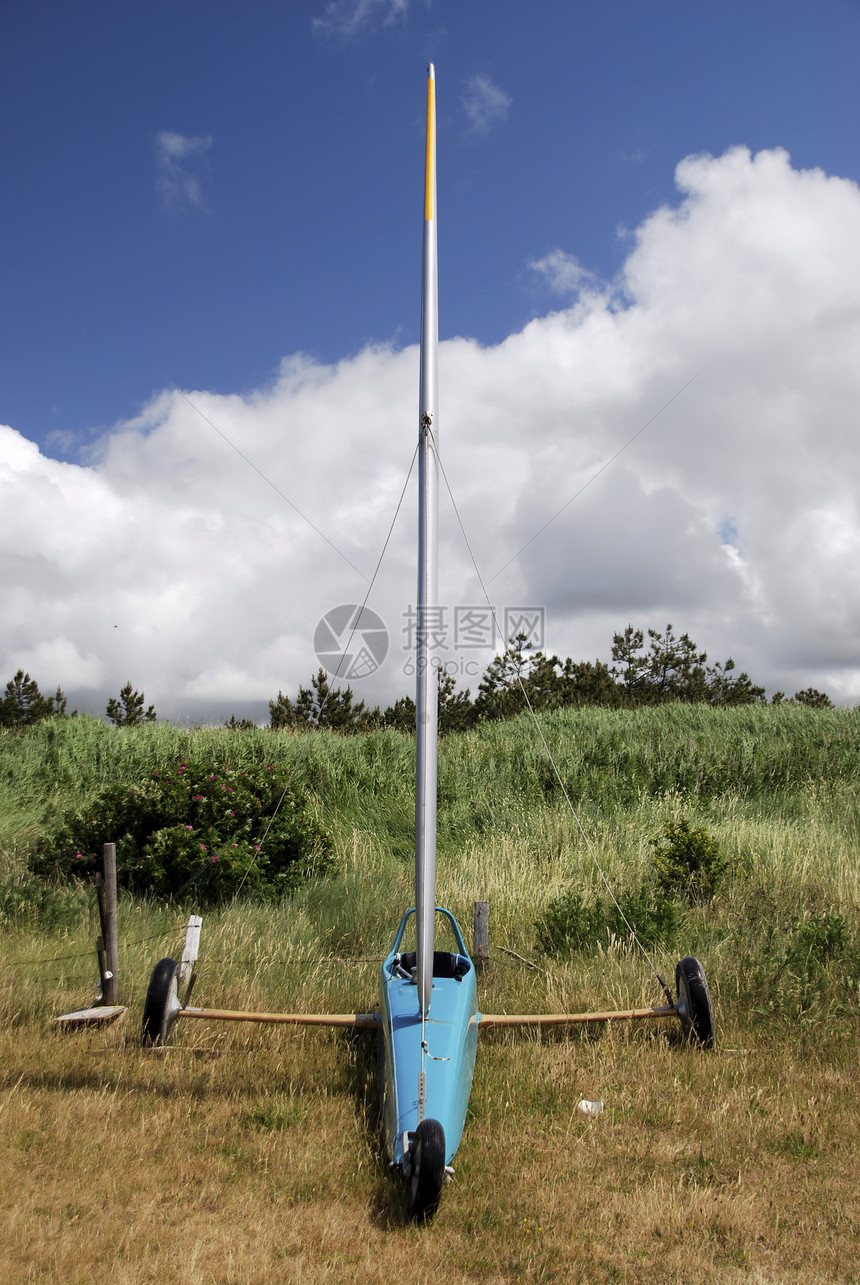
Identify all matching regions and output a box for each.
[1,706,859,1280]
[3,705,859,1011]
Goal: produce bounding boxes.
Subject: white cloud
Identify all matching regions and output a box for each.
[529,249,598,297]
[3,146,860,718]
[5,638,103,693]
[155,130,212,211]
[312,0,411,38]
[461,74,511,135]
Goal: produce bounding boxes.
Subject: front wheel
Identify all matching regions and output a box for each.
[142,958,181,1047]
[406,1118,446,1222]
[675,956,715,1049]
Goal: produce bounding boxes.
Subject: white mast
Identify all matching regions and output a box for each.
[415,63,439,1017]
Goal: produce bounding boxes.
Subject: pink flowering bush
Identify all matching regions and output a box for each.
[32,760,333,901]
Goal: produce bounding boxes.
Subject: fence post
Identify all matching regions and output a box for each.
[473,899,489,972]
[102,843,118,1004]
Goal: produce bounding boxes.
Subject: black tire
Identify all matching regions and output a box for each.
[142,958,181,1047]
[675,956,715,1049]
[405,1118,446,1222]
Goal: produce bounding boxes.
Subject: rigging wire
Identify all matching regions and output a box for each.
[487,376,697,586]
[165,380,370,582]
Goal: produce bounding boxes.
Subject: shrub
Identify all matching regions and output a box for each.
[537,884,677,957]
[537,890,605,956]
[30,759,334,902]
[650,817,729,903]
[787,909,850,971]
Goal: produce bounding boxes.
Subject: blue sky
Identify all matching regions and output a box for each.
[5,0,858,454]
[2,0,860,718]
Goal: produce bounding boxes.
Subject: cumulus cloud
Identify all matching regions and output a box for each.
[3,145,860,719]
[155,130,212,211]
[312,0,411,38]
[530,249,598,298]
[461,74,511,135]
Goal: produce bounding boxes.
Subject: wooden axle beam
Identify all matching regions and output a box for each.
[176,1004,678,1031]
[178,1007,379,1029]
[479,1005,678,1029]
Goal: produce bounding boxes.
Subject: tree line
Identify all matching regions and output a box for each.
[267,624,835,734]
[0,674,155,728]
[0,625,835,733]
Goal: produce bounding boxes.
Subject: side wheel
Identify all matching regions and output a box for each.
[406,1118,446,1223]
[142,958,181,1047]
[675,956,715,1049]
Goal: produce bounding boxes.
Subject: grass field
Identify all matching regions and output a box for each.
[1,707,859,1282]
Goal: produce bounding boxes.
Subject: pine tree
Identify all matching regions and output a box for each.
[610,625,649,700]
[558,658,621,707]
[645,625,709,700]
[268,690,297,730]
[106,682,156,726]
[474,634,564,720]
[0,670,64,727]
[793,687,833,708]
[474,633,535,720]
[438,671,475,734]
[46,686,70,717]
[270,669,377,732]
[704,658,766,705]
[381,694,416,733]
[611,625,765,706]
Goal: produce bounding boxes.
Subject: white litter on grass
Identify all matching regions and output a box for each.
[577,1099,604,1116]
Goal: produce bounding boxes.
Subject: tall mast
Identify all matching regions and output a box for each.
[415,62,438,1018]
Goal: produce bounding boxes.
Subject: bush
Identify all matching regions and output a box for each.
[537,814,731,959]
[537,884,677,957]
[650,817,729,903]
[30,759,334,902]
[537,890,605,956]
[787,908,851,971]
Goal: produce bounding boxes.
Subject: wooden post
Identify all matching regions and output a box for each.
[473,899,489,972]
[96,935,108,1000]
[95,873,106,938]
[102,843,118,1004]
[94,877,107,1001]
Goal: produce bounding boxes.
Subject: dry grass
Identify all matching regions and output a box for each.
[2,931,859,1283]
